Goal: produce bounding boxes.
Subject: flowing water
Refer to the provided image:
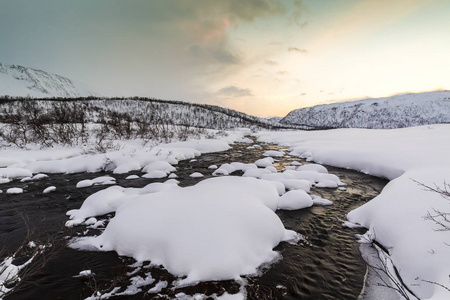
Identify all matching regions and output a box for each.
[0,140,388,299]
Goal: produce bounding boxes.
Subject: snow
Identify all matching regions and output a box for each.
[141,170,168,179]
[76,176,116,188]
[297,164,328,173]
[254,157,274,168]
[69,177,298,284]
[125,175,140,180]
[73,270,93,278]
[189,172,204,178]
[281,90,450,129]
[277,190,313,210]
[263,150,284,157]
[0,62,97,98]
[256,124,450,299]
[148,280,168,294]
[6,187,23,194]
[0,167,32,179]
[142,161,176,174]
[0,178,11,184]
[43,186,56,194]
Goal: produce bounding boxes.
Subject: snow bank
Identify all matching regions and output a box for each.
[0,132,245,176]
[0,167,32,179]
[257,125,450,299]
[70,177,298,284]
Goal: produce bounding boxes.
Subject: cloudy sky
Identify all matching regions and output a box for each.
[1,0,449,117]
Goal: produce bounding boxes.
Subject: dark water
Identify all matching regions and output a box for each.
[0,140,388,299]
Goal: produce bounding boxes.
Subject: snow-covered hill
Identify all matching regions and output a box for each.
[0,62,96,98]
[281,91,450,129]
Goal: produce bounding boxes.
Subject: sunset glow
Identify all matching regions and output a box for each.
[1,0,449,116]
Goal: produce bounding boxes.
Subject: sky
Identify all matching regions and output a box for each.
[1,0,450,117]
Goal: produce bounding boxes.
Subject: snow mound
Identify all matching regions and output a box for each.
[70,177,298,284]
[43,186,56,194]
[76,176,116,188]
[254,157,274,168]
[263,150,284,157]
[6,187,23,194]
[297,164,328,173]
[189,172,204,178]
[278,190,313,210]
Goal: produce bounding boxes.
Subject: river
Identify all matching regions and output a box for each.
[0,140,388,299]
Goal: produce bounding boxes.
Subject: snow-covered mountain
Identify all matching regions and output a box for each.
[281,91,450,129]
[0,62,96,98]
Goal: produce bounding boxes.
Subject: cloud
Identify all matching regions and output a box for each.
[268,41,282,46]
[265,60,278,65]
[217,86,253,97]
[288,47,308,53]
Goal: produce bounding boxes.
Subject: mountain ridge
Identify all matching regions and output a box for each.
[0,62,97,98]
[280,91,450,129]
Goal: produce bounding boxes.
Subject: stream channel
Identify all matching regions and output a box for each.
[0,140,388,299]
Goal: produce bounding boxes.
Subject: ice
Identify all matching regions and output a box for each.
[70,177,297,284]
[6,187,23,194]
[277,190,313,210]
[43,186,56,194]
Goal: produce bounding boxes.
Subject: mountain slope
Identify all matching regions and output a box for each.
[281,91,450,129]
[0,62,96,98]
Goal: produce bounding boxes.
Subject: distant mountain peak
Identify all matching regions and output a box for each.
[281,91,450,129]
[0,62,98,98]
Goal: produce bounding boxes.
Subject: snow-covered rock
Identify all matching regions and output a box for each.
[278,190,313,210]
[69,177,298,284]
[6,187,23,194]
